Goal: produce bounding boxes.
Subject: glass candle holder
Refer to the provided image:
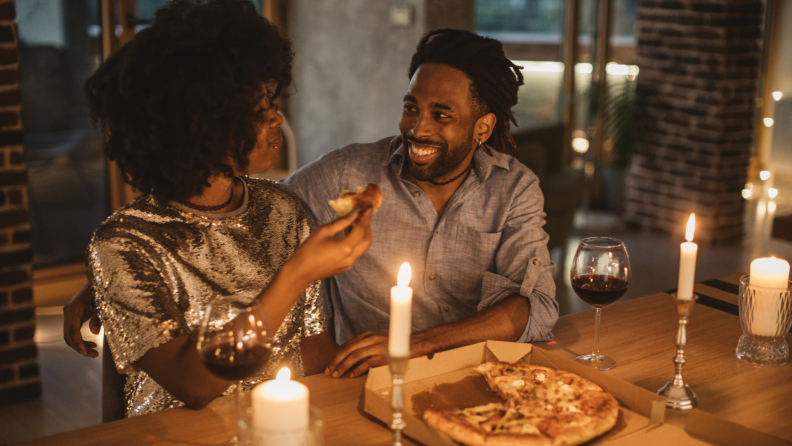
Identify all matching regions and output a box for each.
[252,406,323,446]
[736,275,792,366]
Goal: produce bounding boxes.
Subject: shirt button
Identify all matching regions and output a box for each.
[443,305,450,312]
[433,231,438,237]
[413,191,421,198]
[533,259,540,266]
[429,274,436,280]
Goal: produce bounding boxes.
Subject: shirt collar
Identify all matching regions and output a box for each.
[385,135,511,181]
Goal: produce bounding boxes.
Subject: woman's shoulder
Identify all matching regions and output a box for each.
[245,176,308,217]
[91,194,189,244]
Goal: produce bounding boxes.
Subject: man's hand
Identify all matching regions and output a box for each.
[324,331,389,378]
[63,281,102,357]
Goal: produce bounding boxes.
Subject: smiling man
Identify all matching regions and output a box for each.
[284,29,558,378]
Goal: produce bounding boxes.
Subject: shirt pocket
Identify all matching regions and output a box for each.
[451,226,503,298]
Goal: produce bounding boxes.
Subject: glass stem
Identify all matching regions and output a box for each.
[593,306,602,358]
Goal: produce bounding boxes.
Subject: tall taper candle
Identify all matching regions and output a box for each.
[677,214,698,300]
[389,262,413,357]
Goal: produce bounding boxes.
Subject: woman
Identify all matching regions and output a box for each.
[79,0,371,417]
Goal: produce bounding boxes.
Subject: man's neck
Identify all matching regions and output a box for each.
[402,159,473,218]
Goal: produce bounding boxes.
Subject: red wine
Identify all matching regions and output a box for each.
[572,275,629,307]
[200,343,271,381]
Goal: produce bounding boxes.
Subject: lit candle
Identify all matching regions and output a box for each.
[750,257,790,289]
[747,257,790,337]
[252,367,309,440]
[389,262,413,357]
[677,214,698,299]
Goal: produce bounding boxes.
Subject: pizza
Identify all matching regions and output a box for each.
[423,362,619,446]
[328,184,383,216]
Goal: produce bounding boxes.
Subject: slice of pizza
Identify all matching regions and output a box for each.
[475,362,554,402]
[424,402,553,446]
[328,184,383,216]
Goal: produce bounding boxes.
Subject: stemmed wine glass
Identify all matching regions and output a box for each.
[196,296,272,445]
[570,237,631,371]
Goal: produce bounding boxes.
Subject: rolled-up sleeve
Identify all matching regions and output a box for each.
[476,170,559,342]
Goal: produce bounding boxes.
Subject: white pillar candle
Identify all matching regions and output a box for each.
[750,257,790,289]
[389,262,413,357]
[677,214,698,299]
[747,257,790,337]
[252,367,309,436]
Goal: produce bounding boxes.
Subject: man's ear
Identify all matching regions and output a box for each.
[475,112,496,144]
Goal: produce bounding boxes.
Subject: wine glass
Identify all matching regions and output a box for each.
[570,237,631,371]
[196,296,272,445]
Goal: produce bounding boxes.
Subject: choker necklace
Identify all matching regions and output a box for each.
[429,164,471,186]
[182,186,234,212]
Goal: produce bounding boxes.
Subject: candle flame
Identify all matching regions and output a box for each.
[685,214,695,242]
[397,262,411,287]
[276,367,291,381]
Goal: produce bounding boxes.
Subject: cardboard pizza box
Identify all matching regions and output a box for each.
[363,341,668,446]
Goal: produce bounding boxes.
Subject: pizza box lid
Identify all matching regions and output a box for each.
[363,340,669,446]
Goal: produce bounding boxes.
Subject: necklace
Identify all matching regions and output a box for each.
[182,184,234,212]
[429,164,471,186]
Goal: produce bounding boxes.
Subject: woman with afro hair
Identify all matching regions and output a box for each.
[72,0,372,417]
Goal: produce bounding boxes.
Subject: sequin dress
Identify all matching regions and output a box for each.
[87,177,326,417]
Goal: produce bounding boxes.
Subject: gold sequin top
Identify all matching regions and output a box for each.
[87,177,326,417]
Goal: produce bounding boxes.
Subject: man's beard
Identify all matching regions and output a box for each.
[403,130,474,182]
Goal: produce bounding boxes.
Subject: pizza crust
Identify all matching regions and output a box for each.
[328,184,383,216]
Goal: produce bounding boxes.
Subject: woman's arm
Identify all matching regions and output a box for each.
[134,210,373,408]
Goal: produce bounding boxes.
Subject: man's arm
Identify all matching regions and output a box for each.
[63,281,101,358]
[323,294,529,378]
[300,331,340,376]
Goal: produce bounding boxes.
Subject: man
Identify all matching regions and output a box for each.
[284,29,557,378]
[64,29,558,377]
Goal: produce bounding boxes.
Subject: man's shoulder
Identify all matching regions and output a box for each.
[487,150,540,186]
[286,136,398,183]
[332,135,400,164]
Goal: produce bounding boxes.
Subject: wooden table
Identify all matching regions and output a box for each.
[538,273,792,443]
[17,274,792,445]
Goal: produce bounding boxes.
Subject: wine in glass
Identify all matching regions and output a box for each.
[570,237,630,371]
[196,296,271,444]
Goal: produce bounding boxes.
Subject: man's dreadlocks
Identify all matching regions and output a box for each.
[408,29,524,154]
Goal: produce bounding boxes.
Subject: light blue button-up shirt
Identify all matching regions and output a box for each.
[283,136,558,345]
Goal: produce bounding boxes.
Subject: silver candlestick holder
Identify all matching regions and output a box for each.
[657,294,698,410]
[387,353,410,446]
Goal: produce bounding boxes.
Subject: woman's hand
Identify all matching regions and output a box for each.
[285,208,374,289]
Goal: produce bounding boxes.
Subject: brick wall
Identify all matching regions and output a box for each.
[0,0,40,405]
[624,0,764,241]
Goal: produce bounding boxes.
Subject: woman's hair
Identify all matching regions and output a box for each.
[408,29,524,154]
[85,0,293,202]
